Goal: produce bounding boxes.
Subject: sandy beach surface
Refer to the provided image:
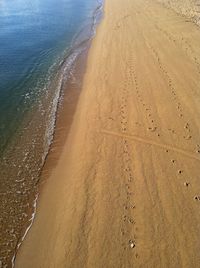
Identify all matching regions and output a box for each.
[15,0,200,267]
[158,0,200,26]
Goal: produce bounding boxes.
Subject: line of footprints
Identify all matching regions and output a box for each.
[119,65,138,257]
[147,42,200,151]
[134,47,200,201]
[154,24,200,76]
[121,139,137,251]
[118,56,200,256]
[127,57,161,138]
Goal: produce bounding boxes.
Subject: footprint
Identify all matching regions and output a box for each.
[194,196,200,201]
[120,228,125,236]
[184,123,189,129]
[196,145,200,153]
[147,126,157,132]
[109,117,114,121]
[129,218,135,224]
[123,215,127,222]
[135,253,139,258]
[183,135,192,140]
[129,240,136,249]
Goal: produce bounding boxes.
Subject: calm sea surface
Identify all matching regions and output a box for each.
[0,0,101,154]
[0,0,102,266]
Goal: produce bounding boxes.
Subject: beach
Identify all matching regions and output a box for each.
[15,0,200,267]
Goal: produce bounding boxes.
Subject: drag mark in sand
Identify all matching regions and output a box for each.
[100,129,200,161]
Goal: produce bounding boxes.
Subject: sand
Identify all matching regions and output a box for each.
[15,0,200,267]
[158,0,200,26]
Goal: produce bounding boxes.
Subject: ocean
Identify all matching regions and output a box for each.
[0,0,103,266]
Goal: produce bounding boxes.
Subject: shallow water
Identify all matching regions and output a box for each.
[0,0,103,266]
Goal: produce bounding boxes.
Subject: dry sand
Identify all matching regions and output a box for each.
[158,0,200,26]
[15,0,200,267]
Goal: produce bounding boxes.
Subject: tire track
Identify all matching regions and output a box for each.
[100,129,200,161]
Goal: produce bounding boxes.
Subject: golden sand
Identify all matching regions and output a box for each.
[15,0,200,267]
[158,0,200,26]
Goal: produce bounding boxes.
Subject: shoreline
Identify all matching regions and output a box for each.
[11,45,91,267]
[0,1,104,266]
[15,0,200,267]
[40,45,91,184]
[11,2,103,266]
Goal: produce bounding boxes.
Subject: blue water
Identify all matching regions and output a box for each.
[0,0,103,266]
[0,0,101,154]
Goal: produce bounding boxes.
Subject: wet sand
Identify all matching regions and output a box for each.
[41,48,90,182]
[15,0,200,267]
